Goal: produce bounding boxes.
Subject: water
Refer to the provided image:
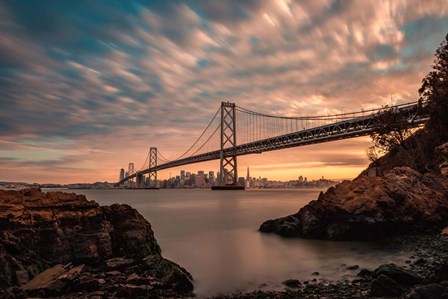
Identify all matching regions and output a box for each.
[47,188,409,297]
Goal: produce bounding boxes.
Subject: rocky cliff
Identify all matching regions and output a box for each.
[0,188,193,298]
[260,141,448,240]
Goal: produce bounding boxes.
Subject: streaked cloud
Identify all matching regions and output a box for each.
[1,0,447,183]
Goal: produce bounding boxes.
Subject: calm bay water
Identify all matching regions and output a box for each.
[47,188,409,297]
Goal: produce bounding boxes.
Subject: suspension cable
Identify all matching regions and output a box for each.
[138,152,149,171]
[188,124,221,157]
[173,107,221,160]
[236,100,422,120]
[157,150,171,162]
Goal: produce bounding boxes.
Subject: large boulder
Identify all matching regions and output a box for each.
[0,189,193,298]
[372,264,423,287]
[260,167,448,240]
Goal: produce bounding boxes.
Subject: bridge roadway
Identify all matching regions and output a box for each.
[118,101,428,185]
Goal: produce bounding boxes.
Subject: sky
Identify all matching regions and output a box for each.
[1,0,448,184]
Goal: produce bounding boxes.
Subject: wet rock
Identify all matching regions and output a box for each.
[370,274,405,297]
[311,272,320,276]
[373,263,423,287]
[357,268,373,277]
[404,283,448,299]
[282,279,301,288]
[346,265,359,270]
[260,167,448,240]
[414,258,427,265]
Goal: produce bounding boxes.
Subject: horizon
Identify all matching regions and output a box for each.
[1,1,448,184]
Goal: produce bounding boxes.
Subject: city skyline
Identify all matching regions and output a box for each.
[1,1,448,183]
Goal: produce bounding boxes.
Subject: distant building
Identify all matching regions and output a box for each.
[195,173,205,188]
[190,174,196,187]
[208,171,215,186]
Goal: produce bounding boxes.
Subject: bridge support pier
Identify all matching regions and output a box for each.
[212,102,244,190]
[136,173,144,189]
[148,147,158,189]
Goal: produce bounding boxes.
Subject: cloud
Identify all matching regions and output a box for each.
[0,0,447,183]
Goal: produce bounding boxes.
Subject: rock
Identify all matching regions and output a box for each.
[370,274,405,297]
[282,279,301,288]
[357,268,373,277]
[436,142,448,176]
[403,283,448,299]
[21,264,69,296]
[414,258,427,265]
[260,167,448,240]
[426,262,448,283]
[105,257,136,270]
[312,272,320,276]
[0,189,194,298]
[373,264,423,287]
[347,265,359,270]
[442,227,448,235]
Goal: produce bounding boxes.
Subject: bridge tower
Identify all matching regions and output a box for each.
[217,101,239,187]
[148,147,158,188]
[128,163,135,187]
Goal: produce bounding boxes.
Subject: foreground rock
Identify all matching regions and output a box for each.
[0,188,193,298]
[260,166,448,240]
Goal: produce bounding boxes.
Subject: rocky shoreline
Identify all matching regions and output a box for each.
[213,230,448,298]
[0,188,194,298]
[259,166,448,240]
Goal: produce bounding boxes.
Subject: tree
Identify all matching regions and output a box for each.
[419,33,448,141]
[366,146,379,164]
[369,105,416,154]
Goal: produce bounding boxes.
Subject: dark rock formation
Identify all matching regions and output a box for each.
[260,166,448,240]
[437,142,448,176]
[0,188,193,298]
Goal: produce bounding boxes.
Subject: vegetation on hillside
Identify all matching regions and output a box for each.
[419,34,448,141]
[366,34,448,174]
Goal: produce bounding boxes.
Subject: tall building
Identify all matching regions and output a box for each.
[119,168,125,181]
[180,170,185,180]
[246,167,250,181]
[208,171,215,185]
[190,174,196,187]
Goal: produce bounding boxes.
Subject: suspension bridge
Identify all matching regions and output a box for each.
[117,100,429,189]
